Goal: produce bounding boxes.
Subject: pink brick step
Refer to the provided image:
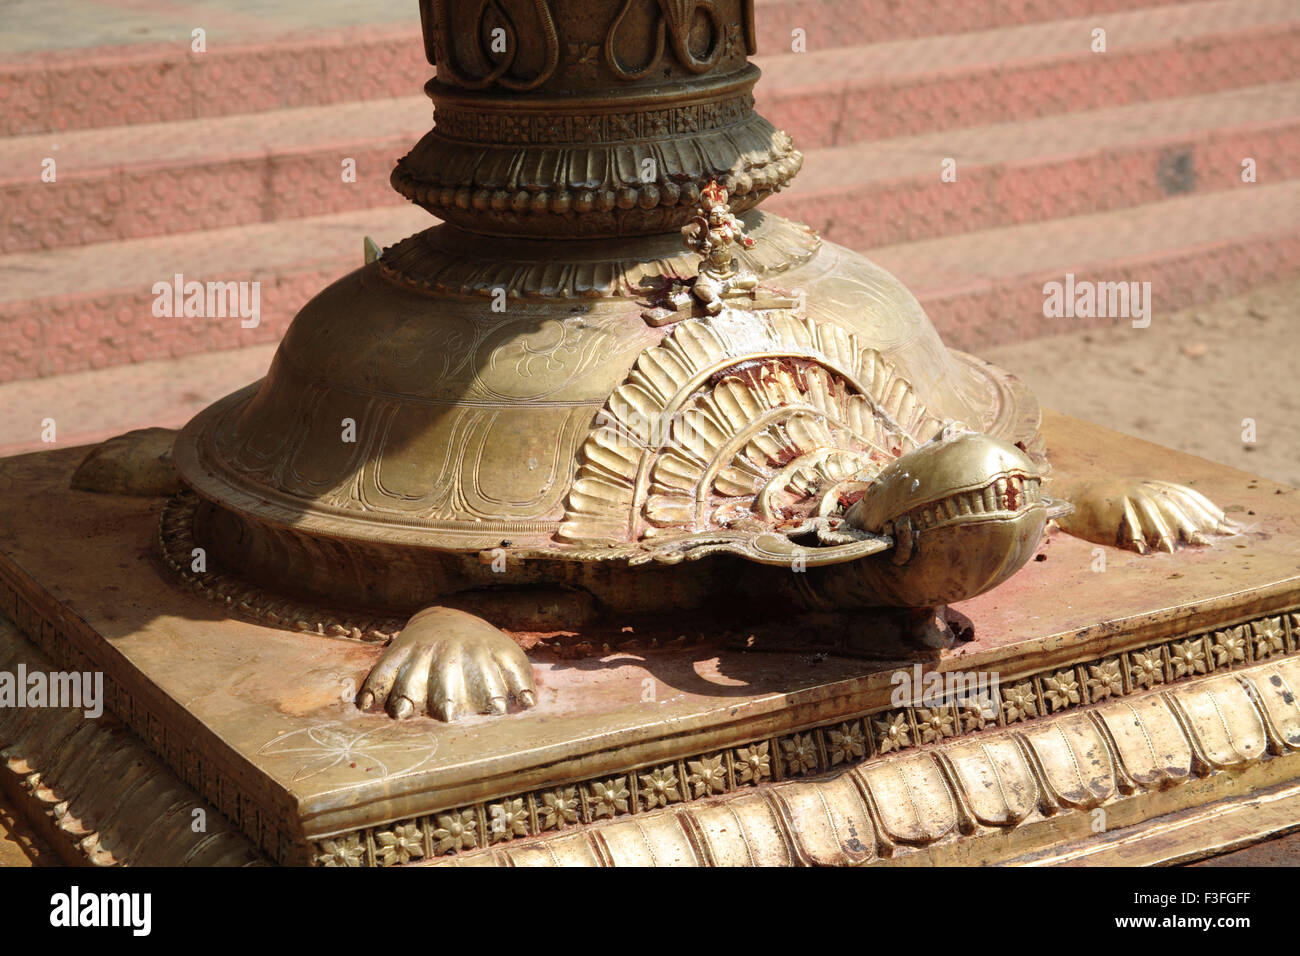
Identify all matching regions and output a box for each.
[2,183,1297,386]
[756,0,1300,148]
[2,183,1296,453]
[12,77,1287,258]
[767,82,1300,249]
[0,97,429,254]
[874,181,1300,352]
[0,0,1199,136]
[0,205,432,383]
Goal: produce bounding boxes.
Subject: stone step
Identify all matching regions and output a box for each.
[1,183,1295,390]
[0,96,429,254]
[755,0,1300,148]
[767,82,1300,248]
[0,0,1209,135]
[871,179,1300,352]
[9,45,1299,256]
[0,205,431,383]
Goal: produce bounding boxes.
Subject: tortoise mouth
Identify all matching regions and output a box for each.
[890,471,1044,533]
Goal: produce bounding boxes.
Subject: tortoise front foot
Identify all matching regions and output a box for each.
[357,607,536,721]
[1057,478,1237,554]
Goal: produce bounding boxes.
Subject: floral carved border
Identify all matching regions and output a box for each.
[317,610,1298,866]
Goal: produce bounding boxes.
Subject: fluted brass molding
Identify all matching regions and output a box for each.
[434,648,1300,866]
[303,611,1297,866]
[0,617,265,867]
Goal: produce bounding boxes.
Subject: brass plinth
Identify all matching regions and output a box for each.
[2,415,1297,865]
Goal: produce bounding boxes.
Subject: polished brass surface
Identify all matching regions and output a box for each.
[1,421,1297,866]
[164,3,1239,724]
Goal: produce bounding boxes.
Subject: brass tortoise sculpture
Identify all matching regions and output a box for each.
[134,1,1239,722]
[153,178,1233,722]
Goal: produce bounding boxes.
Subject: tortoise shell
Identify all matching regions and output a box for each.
[172,212,1041,566]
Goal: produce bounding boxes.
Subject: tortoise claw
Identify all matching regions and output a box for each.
[357,607,537,722]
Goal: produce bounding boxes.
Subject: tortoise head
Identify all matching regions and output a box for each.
[843,431,1048,607]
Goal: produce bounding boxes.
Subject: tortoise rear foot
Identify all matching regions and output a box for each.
[1056,478,1238,554]
[357,607,536,722]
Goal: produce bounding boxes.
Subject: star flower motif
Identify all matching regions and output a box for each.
[639,766,681,808]
[1002,683,1038,722]
[538,787,579,830]
[1169,639,1208,678]
[1130,649,1165,689]
[917,707,955,744]
[1253,619,1286,658]
[432,809,477,855]
[315,834,365,867]
[1212,627,1247,666]
[686,755,728,798]
[1087,659,1124,700]
[734,742,771,784]
[827,722,866,764]
[488,798,529,842]
[375,822,425,865]
[1043,671,1081,712]
[588,778,630,819]
[873,712,911,753]
[781,733,819,775]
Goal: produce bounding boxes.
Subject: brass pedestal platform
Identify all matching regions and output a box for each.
[0,412,1297,866]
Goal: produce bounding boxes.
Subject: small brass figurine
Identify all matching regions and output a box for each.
[681,181,759,314]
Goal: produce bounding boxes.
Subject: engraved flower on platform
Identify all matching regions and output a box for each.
[1212,626,1248,666]
[645,111,671,136]
[734,742,771,784]
[1086,659,1124,701]
[375,822,424,865]
[639,766,682,809]
[257,721,440,783]
[687,755,728,798]
[1043,670,1081,712]
[874,712,911,753]
[917,707,955,743]
[589,778,630,819]
[315,833,366,867]
[1002,683,1038,723]
[432,809,477,855]
[488,797,529,843]
[538,787,580,830]
[781,733,819,775]
[1169,639,1208,678]
[1130,649,1166,688]
[828,721,867,764]
[1253,618,1286,659]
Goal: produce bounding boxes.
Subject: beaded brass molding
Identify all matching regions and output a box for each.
[378,212,821,300]
[159,491,404,645]
[311,609,1298,866]
[392,112,802,236]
